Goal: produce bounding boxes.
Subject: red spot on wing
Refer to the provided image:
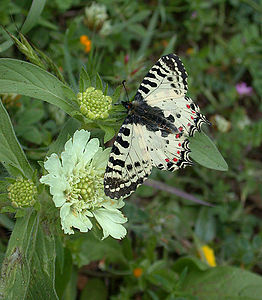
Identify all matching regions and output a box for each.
[191,116,194,120]
[186,104,190,109]
[187,123,191,126]
[178,143,181,147]
[177,151,180,154]
[165,158,170,162]
[192,111,195,113]
[173,158,178,162]
[179,126,183,132]
[176,134,180,138]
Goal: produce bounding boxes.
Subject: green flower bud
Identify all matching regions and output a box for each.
[8,178,37,208]
[77,87,112,120]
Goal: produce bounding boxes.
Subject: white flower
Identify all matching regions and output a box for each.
[40,129,127,239]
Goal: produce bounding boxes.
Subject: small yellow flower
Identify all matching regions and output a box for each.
[200,245,216,267]
[133,267,143,278]
[186,48,194,55]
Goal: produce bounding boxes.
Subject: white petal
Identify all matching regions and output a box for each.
[103,199,125,210]
[53,193,66,207]
[61,151,75,175]
[93,208,127,240]
[43,153,62,176]
[60,203,93,234]
[82,138,100,163]
[72,130,90,159]
[92,147,111,170]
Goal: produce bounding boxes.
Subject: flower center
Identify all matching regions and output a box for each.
[68,169,105,210]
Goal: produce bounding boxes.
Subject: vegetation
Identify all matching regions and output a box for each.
[0,1,262,299]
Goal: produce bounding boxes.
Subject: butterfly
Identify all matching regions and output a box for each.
[104,54,210,199]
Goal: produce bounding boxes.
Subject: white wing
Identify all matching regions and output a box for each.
[104,120,152,199]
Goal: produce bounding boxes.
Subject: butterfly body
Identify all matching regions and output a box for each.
[104,54,210,199]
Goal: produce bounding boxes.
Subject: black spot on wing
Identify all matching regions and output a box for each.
[112,145,120,155]
[139,85,150,94]
[116,135,129,148]
[151,67,165,78]
[109,156,125,167]
[119,126,130,137]
[145,72,156,79]
[134,161,140,167]
[142,79,157,88]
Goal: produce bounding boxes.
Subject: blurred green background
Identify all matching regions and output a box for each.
[0,0,262,299]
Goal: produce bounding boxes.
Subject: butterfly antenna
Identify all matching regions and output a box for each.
[122,80,129,102]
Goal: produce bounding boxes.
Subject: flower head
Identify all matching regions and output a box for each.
[77,87,112,120]
[8,178,37,208]
[200,245,216,267]
[84,3,108,31]
[213,114,231,132]
[236,82,253,96]
[40,129,127,239]
[133,267,143,278]
[80,35,92,53]
[84,3,112,36]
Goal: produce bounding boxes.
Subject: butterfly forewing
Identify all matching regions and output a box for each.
[104,53,210,199]
[104,120,152,199]
[137,54,188,100]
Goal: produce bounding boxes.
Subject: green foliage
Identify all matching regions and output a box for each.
[0,0,262,298]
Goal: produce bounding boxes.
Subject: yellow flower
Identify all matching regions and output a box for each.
[186,48,194,55]
[80,35,92,53]
[200,245,216,267]
[133,267,143,278]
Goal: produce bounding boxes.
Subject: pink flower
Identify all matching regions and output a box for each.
[236,82,253,96]
[124,54,129,65]
[191,11,197,19]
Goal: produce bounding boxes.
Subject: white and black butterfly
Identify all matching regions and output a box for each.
[104,54,210,199]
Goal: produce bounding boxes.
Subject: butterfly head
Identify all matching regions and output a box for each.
[122,101,132,111]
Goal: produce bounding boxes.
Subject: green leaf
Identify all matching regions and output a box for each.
[138,10,159,57]
[80,279,107,300]
[0,214,14,231]
[0,0,46,53]
[79,67,91,93]
[0,101,33,179]
[98,124,115,143]
[55,247,73,299]
[195,207,216,243]
[173,256,210,273]
[96,73,103,91]
[64,29,78,92]
[63,267,78,300]
[17,108,45,126]
[179,266,262,300]
[162,35,177,56]
[111,85,122,104]
[21,0,47,34]
[189,132,228,171]
[16,126,43,145]
[0,210,58,300]
[68,233,126,267]
[0,59,78,116]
